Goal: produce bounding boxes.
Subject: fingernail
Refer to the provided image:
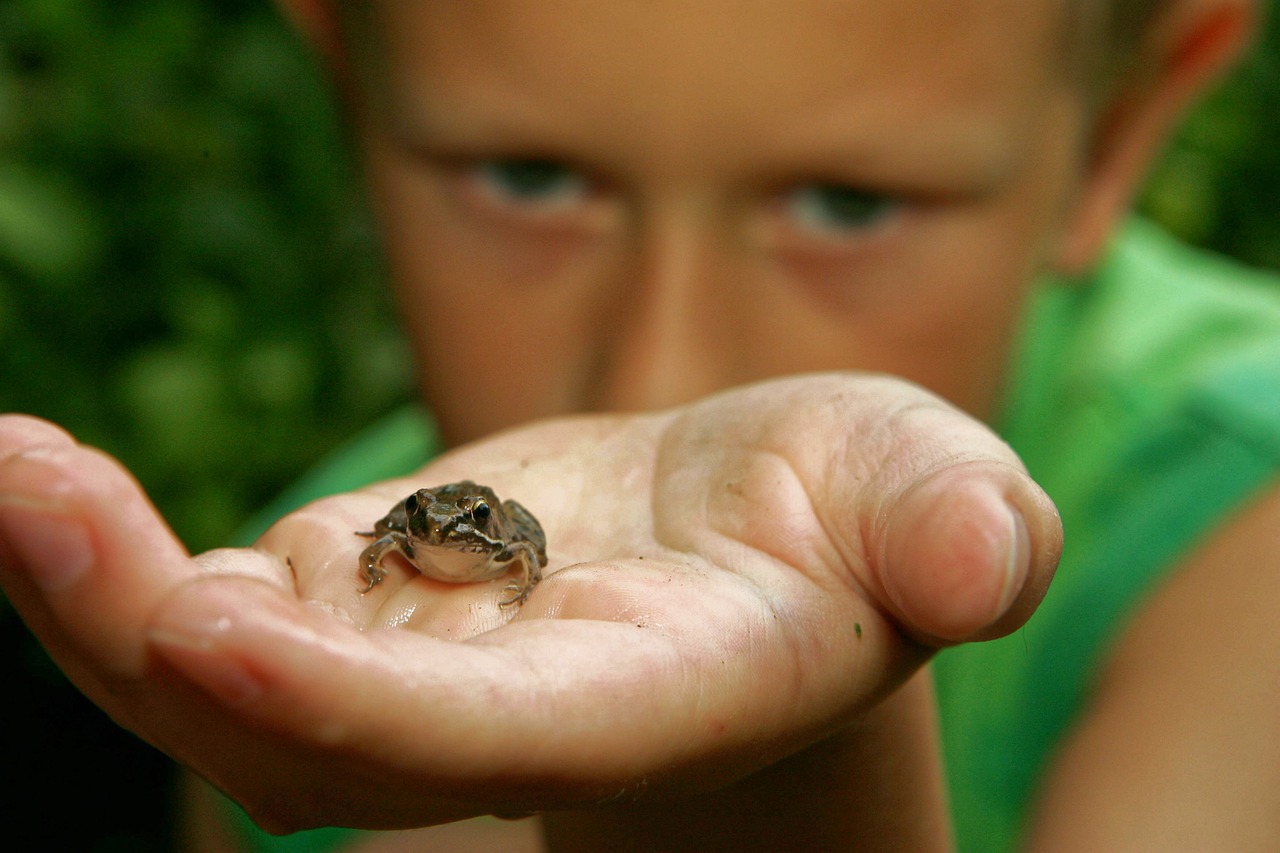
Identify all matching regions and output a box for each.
[0,503,93,593]
[149,620,265,708]
[996,504,1031,620]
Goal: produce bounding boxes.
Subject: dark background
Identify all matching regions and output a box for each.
[2,2,1278,850]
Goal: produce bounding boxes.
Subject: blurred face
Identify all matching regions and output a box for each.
[348,0,1090,443]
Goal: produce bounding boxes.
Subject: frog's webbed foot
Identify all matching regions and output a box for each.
[497,542,544,607]
[499,579,533,608]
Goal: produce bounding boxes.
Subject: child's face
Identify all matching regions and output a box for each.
[349,0,1093,443]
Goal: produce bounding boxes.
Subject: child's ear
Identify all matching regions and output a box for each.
[274,0,346,63]
[1054,0,1259,274]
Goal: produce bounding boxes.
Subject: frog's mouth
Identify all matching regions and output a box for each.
[417,543,509,583]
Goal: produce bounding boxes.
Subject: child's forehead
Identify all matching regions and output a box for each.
[361,0,1077,174]
[362,0,1072,84]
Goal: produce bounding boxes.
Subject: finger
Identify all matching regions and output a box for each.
[146,574,673,827]
[667,375,1063,646]
[0,413,77,453]
[875,458,1060,644]
[821,390,1063,645]
[0,418,198,684]
[144,566,894,829]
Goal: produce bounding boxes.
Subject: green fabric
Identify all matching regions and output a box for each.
[936,218,1280,852]
[225,219,1280,852]
[232,406,442,546]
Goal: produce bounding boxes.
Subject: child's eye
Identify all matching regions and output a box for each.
[470,158,590,211]
[781,184,899,236]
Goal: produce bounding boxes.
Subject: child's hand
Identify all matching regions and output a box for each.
[0,373,1060,833]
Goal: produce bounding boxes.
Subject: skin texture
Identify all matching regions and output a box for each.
[3,0,1277,850]
[0,376,1061,837]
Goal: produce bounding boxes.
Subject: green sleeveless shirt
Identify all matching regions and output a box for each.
[937,219,1280,850]
[227,219,1280,852]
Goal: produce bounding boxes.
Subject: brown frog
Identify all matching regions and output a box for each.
[357,481,547,606]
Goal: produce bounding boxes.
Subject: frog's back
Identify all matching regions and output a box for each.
[503,498,548,564]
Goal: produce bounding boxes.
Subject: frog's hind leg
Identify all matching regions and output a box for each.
[359,533,407,593]
[496,542,543,607]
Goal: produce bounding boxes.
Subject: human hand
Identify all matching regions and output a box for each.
[0,373,1059,833]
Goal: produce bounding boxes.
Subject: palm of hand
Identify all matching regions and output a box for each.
[0,374,1058,832]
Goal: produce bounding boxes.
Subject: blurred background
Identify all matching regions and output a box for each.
[1,1,1278,850]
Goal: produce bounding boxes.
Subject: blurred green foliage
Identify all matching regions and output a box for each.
[0,0,411,553]
[1141,4,1280,267]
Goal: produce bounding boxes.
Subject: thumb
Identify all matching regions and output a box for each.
[875,460,1061,646]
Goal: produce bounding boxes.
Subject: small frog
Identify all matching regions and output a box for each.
[357,481,547,606]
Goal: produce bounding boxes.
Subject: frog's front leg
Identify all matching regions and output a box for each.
[358,532,412,593]
[495,541,544,607]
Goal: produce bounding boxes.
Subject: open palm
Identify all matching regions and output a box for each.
[0,373,1059,833]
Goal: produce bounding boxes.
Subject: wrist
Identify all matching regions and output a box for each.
[544,669,952,853]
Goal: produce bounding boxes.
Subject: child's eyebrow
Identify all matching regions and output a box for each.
[752,99,1026,195]
[389,84,1027,200]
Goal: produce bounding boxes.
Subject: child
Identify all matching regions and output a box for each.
[2,0,1277,851]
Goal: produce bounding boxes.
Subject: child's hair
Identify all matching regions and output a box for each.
[334,0,1172,92]
[1108,0,1171,52]
[1070,0,1171,89]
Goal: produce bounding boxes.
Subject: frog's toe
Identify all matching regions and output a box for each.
[359,568,385,594]
[498,580,533,608]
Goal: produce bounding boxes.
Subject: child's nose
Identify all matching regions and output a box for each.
[586,214,742,412]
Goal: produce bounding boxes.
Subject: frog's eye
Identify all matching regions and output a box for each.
[471,499,491,525]
[404,493,420,515]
